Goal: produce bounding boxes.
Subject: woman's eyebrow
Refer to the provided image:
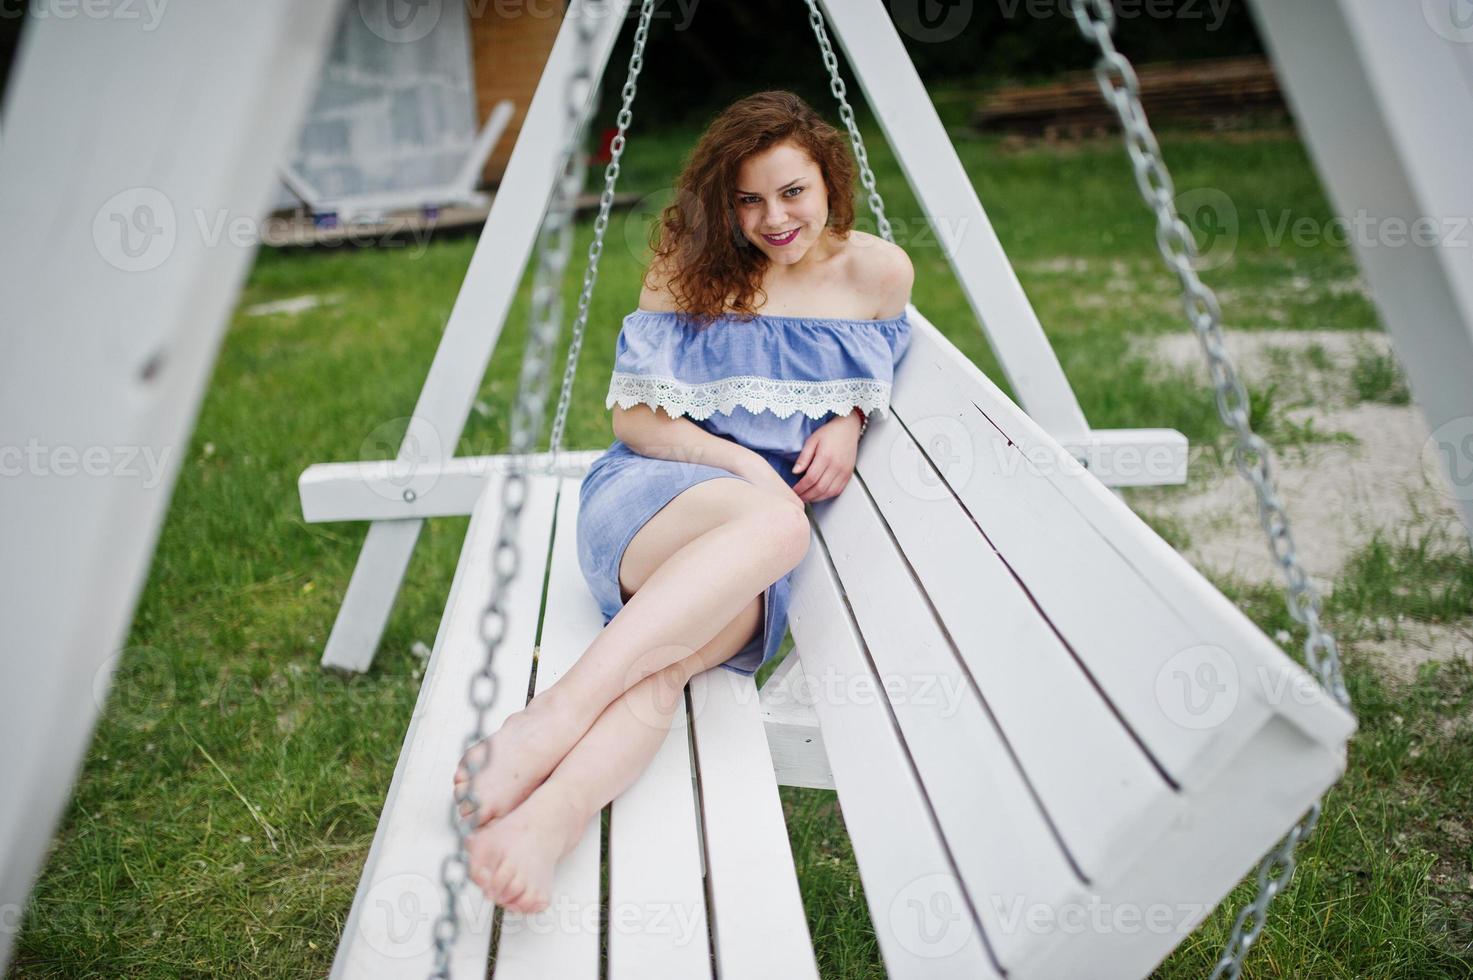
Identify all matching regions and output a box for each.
[734,177,805,196]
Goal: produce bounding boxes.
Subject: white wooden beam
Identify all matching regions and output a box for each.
[0,2,345,970]
[819,0,1093,441]
[297,418,1181,532]
[1247,0,1473,542]
[758,652,834,790]
[312,0,633,673]
[299,450,604,523]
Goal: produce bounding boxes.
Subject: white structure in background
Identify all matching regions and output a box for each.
[274,0,512,224]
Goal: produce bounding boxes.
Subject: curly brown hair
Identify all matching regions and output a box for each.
[646,90,856,327]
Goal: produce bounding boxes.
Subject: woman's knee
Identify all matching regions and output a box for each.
[761,499,811,569]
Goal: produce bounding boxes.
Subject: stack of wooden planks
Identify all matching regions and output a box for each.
[973,55,1288,137]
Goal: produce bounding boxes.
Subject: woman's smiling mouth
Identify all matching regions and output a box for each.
[761,228,800,246]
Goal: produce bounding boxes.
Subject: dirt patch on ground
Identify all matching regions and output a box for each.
[1353,618,1473,687]
[1124,328,1472,686]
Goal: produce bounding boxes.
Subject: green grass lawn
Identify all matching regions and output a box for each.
[8,115,1472,978]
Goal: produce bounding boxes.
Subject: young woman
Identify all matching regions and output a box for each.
[453,89,914,914]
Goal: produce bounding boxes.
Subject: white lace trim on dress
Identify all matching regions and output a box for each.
[606,372,890,422]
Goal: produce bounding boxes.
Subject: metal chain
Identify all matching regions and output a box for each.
[1065,3,1355,978]
[430,3,604,976]
[806,0,889,445]
[546,0,659,463]
[803,0,894,245]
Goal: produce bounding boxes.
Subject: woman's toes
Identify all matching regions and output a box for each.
[499,872,527,908]
[491,864,518,900]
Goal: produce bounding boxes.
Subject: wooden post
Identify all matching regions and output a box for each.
[1248,0,1473,543]
[0,3,344,969]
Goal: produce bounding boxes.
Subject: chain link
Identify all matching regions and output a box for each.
[803,0,894,245]
[546,0,659,464]
[429,2,607,975]
[1066,3,1355,978]
[804,0,889,449]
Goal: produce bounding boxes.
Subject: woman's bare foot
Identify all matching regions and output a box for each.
[453,695,585,828]
[467,779,591,914]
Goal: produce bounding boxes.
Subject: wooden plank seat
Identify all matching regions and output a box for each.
[328,306,1354,978]
[781,307,1357,979]
[330,469,820,979]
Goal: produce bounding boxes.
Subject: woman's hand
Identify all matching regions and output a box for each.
[791,410,863,503]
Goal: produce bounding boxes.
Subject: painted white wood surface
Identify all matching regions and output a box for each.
[788,547,1000,978]
[0,3,343,972]
[843,393,1183,887]
[813,451,1086,973]
[607,691,714,980]
[299,450,603,523]
[1246,0,1473,543]
[493,477,603,979]
[757,652,835,791]
[1055,428,1187,487]
[789,306,1355,978]
[690,667,822,979]
[329,471,553,978]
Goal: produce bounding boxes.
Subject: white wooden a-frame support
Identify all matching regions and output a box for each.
[303,0,1188,674]
[1246,0,1473,546]
[0,2,345,973]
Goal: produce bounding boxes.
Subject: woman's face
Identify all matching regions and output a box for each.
[731,139,829,266]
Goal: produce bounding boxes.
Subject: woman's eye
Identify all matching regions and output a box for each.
[738,188,801,204]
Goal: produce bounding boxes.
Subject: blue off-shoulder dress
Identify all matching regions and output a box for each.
[575,306,913,676]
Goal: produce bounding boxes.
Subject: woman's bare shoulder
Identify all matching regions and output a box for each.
[843,230,913,317]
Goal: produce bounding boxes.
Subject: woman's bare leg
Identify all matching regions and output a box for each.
[455,476,807,826]
[466,595,763,912]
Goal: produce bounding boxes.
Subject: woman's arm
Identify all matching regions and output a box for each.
[614,404,802,505]
[613,403,764,476]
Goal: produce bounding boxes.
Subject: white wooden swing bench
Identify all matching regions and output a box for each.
[295,1,1357,976]
[307,307,1353,979]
